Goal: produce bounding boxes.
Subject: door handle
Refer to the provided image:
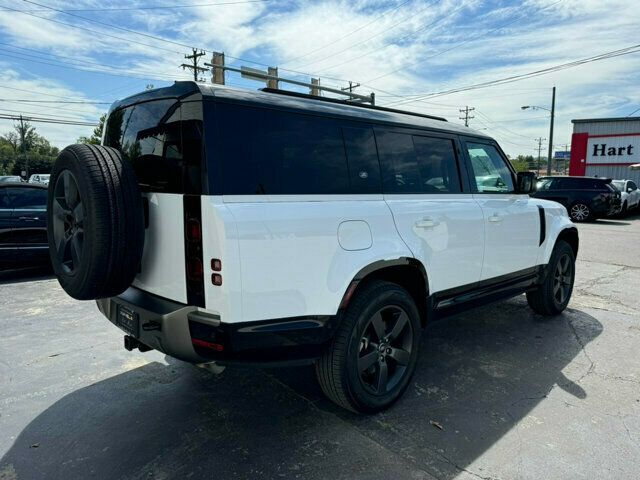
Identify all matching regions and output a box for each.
[19,216,39,221]
[415,217,439,229]
[488,214,502,223]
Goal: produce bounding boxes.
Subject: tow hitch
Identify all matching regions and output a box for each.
[124,335,152,352]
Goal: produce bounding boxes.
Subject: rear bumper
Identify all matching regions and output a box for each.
[96,287,339,366]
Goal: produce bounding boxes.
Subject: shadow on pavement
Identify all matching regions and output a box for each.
[0,299,602,480]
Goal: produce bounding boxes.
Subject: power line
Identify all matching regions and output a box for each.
[5,3,183,55]
[627,107,640,117]
[296,0,460,72]
[364,0,563,85]
[281,0,412,66]
[1,0,270,12]
[0,50,193,82]
[0,99,110,104]
[0,113,98,127]
[388,43,640,105]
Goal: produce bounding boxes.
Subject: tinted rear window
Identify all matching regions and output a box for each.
[217,103,352,195]
[104,99,203,194]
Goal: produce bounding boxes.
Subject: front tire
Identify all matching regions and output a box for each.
[526,240,575,316]
[620,201,628,217]
[316,280,421,413]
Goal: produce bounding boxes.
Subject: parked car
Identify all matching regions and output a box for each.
[0,183,49,267]
[46,82,578,413]
[611,179,640,215]
[0,175,24,183]
[532,176,621,221]
[28,173,50,185]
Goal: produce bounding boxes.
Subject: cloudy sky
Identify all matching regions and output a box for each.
[0,0,638,157]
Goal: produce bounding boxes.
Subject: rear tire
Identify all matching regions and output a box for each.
[568,202,590,222]
[526,240,575,316]
[47,144,145,300]
[316,280,421,413]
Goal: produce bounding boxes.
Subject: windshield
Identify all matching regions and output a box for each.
[612,180,624,191]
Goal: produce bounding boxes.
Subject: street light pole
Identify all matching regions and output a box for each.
[547,87,556,176]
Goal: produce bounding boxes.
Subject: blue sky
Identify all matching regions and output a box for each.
[0,0,639,156]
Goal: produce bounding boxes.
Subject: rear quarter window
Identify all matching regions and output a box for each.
[104,99,203,194]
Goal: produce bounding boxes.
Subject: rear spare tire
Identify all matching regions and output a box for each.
[47,144,145,300]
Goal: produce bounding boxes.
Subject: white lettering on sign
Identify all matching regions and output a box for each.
[587,135,640,164]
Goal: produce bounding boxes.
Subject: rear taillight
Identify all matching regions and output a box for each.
[186,218,202,242]
[184,195,205,307]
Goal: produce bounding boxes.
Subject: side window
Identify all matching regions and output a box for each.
[6,188,47,209]
[219,104,350,195]
[342,126,381,194]
[376,131,421,194]
[629,181,638,191]
[0,189,9,209]
[466,142,515,193]
[536,178,554,191]
[412,136,461,193]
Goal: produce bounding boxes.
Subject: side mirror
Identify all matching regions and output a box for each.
[517,171,536,194]
[628,187,634,193]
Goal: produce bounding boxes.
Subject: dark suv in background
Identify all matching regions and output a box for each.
[0,183,49,267]
[532,176,621,222]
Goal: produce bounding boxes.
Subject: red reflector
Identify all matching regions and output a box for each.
[191,338,224,351]
[187,259,204,281]
[211,258,222,271]
[340,281,359,309]
[212,273,222,286]
[186,218,202,242]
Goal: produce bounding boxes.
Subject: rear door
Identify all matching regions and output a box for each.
[7,187,48,256]
[379,129,484,294]
[103,97,205,305]
[461,139,540,280]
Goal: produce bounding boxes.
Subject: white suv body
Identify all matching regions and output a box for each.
[612,179,640,212]
[91,82,578,411]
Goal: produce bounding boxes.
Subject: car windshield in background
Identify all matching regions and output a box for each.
[612,181,625,191]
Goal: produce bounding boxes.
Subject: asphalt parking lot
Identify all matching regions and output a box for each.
[1,213,639,480]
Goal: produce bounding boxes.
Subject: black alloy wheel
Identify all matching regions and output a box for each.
[552,253,573,305]
[357,305,413,395]
[52,170,84,274]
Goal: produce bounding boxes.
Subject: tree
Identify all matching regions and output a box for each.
[77,113,106,145]
[0,122,60,176]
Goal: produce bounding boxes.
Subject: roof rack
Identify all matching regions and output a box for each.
[260,88,447,122]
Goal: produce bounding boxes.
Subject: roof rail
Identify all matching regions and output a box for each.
[260,88,448,122]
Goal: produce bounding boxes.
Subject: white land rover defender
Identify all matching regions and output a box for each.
[47,82,578,413]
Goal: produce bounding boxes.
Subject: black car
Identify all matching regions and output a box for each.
[532,176,621,222]
[0,183,49,267]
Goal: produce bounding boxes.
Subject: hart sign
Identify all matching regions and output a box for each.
[586,135,639,164]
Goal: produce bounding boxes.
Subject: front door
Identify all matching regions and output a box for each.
[378,129,484,294]
[461,139,540,281]
[0,187,16,263]
[7,187,48,260]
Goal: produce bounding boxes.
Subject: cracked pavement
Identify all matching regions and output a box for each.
[1,212,639,480]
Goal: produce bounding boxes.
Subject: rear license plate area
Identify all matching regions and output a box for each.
[116,305,139,336]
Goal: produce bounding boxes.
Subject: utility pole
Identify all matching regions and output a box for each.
[535,137,546,176]
[181,48,208,82]
[19,115,28,179]
[546,86,556,176]
[459,106,475,127]
[341,81,361,93]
